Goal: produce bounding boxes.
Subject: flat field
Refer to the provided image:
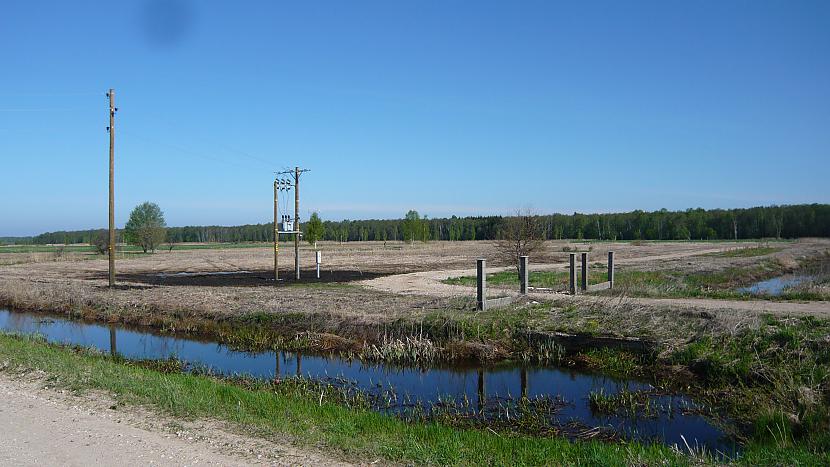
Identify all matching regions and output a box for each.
[2,239,830,463]
[0,238,827,356]
[1,239,828,324]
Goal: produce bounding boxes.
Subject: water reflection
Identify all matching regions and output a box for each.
[739,275,813,296]
[0,308,735,454]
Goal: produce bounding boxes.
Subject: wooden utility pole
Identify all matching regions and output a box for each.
[107,89,116,287]
[276,166,308,282]
[273,179,279,285]
[294,166,300,280]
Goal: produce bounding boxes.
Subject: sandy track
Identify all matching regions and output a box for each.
[0,373,348,467]
[360,246,739,297]
[360,246,830,316]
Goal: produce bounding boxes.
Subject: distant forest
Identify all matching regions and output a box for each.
[7,204,830,245]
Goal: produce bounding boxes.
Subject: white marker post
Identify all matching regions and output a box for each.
[316,251,322,279]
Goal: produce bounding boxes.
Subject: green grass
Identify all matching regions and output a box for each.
[0,244,108,254]
[2,332,827,465]
[0,242,273,254]
[589,387,656,417]
[604,261,814,300]
[0,332,688,466]
[442,265,771,298]
[668,315,830,451]
[706,247,782,258]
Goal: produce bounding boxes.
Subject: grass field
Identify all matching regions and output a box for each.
[0,242,272,254]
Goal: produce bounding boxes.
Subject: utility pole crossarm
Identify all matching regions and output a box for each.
[272,168,309,284]
[278,167,310,280]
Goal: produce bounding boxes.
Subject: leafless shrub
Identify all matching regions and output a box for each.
[496,210,544,277]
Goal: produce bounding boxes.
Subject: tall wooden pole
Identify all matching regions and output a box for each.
[274,179,280,287]
[107,89,116,288]
[294,166,300,280]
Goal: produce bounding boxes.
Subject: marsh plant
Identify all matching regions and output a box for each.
[589,387,664,418]
[358,334,439,364]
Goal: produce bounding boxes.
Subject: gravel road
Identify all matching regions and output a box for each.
[0,373,349,467]
[361,245,830,316]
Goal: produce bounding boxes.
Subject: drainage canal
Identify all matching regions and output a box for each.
[0,308,736,455]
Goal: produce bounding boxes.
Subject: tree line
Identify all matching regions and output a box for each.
[12,204,830,245]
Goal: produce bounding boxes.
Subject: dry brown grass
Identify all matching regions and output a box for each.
[0,239,827,359]
[546,294,765,354]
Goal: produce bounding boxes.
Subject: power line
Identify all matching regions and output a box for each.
[121,129,253,170]
[273,167,309,282]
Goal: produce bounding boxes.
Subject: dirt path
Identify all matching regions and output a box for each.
[360,246,737,297]
[0,372,349,467]
[360,246,830,316]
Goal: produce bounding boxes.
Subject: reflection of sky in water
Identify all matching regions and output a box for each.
[738,275,813,296]
[0,309,736,454]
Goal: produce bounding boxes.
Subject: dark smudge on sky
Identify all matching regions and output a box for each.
[137,0,194,47]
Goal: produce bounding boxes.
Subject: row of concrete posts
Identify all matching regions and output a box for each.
[476,251,615,311]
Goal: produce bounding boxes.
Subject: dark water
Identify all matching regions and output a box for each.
[739,275,813,296]
[0,308,736,455]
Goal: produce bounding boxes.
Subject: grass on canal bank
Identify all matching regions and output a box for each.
[0,332,826,466]
[443,252,830,301]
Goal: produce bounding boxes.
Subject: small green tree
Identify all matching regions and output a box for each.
[124,202,167,253]
[421,215,430,243]
[305,212,324,249]
[90,229,109,255]
[402,210,420,243]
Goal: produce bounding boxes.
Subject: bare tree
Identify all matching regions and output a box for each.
[496,210,544,278]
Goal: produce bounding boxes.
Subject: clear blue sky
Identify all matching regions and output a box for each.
[1,0,828,236]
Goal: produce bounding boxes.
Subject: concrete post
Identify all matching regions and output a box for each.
[519,255,529,294]
[580,252,588,292]
[476,258,487,311]
[569,253,576,295]
[608,251,615,289]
